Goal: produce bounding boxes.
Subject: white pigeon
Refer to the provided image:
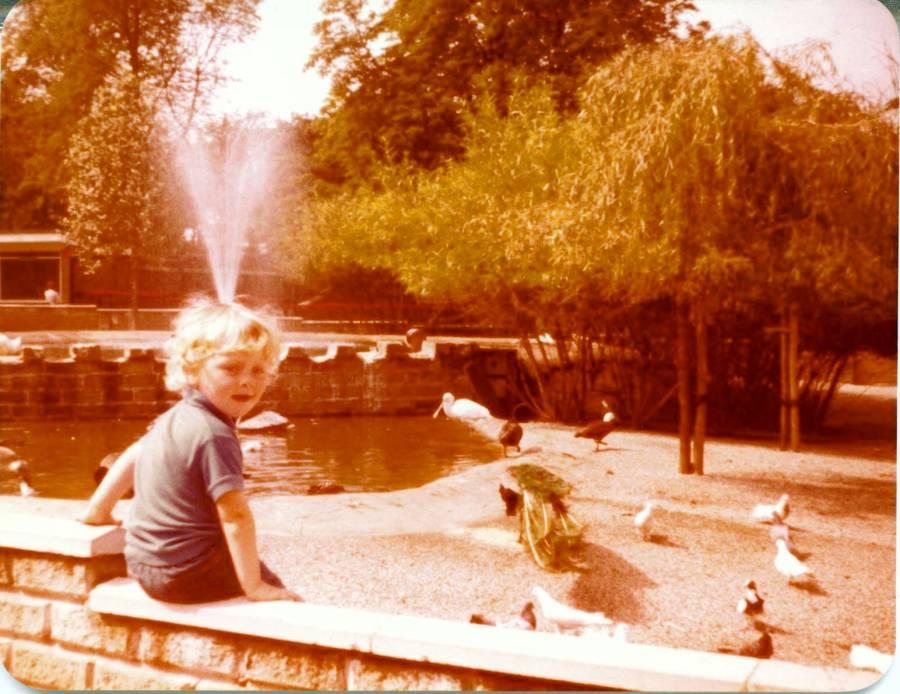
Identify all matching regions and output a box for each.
[774,538,812,583]
[635,501,654,541]
[531,586,613,634]
[433,392,490,420]
[849,644,892,674]
[752,493,790,524]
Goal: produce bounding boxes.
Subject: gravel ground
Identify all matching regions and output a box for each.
[254,385,896,671]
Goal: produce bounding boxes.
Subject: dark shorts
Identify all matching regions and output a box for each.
[127,543,285,604]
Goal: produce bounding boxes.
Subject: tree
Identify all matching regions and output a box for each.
[61,75,173,326]
[306,0,695,182]
[284,36,897,474]
[0,0,260,229]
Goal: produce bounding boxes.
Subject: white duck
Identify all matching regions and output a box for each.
[774,538,812,583]
[531,586,613,634]
[635,501,654,541]
[752,493,790,524]
[433,392,490,420]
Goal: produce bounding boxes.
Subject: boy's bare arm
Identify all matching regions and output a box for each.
[216,490,301,602]
[78,440,141,525]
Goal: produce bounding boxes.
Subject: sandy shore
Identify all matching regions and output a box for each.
[253,385,896,670]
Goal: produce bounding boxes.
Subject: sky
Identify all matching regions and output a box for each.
[211,0,900,121]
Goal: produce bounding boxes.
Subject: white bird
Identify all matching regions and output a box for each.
[774,538,812,583]
[752,493,790,524]
[433,392,490,420]
[531,586,613,634]
[768,523,797,553]
[8,460,36,497]
[635,501,654,541]
[850,644,892,673]
[0,333,22,356]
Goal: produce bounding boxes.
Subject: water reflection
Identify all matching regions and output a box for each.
[1,417,498,499]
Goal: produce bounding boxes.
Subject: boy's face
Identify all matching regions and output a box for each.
[193,350,271,420]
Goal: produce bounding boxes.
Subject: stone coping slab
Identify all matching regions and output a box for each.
[0,510,124,557]
[88,578,880,692]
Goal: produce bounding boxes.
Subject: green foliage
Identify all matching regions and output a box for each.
[61,75,172,271]
[307,0,694,181]
[0,0,261,228]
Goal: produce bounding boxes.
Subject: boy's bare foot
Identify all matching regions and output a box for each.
[245,582,303,602]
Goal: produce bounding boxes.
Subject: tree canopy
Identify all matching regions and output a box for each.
[307,0,695,182]
[0,0,260,228]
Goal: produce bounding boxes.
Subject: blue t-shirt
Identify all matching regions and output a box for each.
[124,388,245,570]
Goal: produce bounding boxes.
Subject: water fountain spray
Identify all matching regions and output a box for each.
[177,124,282,304]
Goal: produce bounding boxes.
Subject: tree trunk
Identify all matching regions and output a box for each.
[692,301,708,476]
[788,303,800,451]
[128,254,139,330]
[676,297,693,474]
[779,313,789,450]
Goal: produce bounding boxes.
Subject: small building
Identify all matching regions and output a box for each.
[0,231,72,303]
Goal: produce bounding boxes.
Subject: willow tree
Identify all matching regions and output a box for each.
[565,35,897,472]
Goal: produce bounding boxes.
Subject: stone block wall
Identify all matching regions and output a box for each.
[0,341,515,422]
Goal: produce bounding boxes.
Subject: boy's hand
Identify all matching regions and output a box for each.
[244,582,303,602]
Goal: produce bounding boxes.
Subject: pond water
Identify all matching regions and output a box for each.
[0,417,499,499]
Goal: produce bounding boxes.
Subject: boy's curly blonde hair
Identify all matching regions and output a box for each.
[164,297,284,393]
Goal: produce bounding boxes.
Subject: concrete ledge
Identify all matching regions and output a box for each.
[0,512,124,557]
[88,578,880,692]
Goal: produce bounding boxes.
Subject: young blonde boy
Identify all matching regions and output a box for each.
[81,299,300,604]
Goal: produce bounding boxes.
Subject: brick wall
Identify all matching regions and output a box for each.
[0,341,513,422]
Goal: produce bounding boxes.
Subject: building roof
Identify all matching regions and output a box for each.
[0,232,69,253]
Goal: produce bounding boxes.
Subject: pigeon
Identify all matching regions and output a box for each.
[574,411,617,450]
[768,523,796,552]
[498,420,523,457]
[469,601,536,631]
[752,494,790,524]
[736,579,765,616]
[774,538,813,583]
[433,392,491,420]
[8,460,36,497]
[849,644,892,673]
[531,586,613,634]
[635,501,654,541]
[498,484,520,517]
[717,624,773,659]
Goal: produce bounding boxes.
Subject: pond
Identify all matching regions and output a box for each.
[0,416,500,499]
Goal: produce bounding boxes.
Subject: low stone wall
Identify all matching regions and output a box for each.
[0,502,881,691]
[0,340,517,421]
